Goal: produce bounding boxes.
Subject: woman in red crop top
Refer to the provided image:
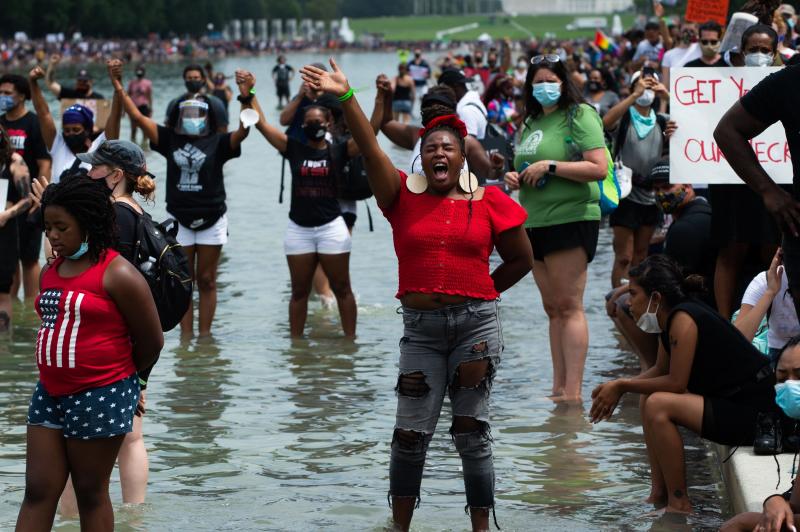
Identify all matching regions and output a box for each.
[16,176,163,532]
[302,60,533,532]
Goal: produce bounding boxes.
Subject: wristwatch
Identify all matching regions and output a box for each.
[548,161,557,175]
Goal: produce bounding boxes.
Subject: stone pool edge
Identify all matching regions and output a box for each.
[712,444,797,514]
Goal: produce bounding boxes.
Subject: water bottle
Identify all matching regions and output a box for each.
[139,256,157,275]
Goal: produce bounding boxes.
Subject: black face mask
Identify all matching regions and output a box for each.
[64,131,89,153]
[185,80,205,94]
[587,81,603,93]
[302,123,327,141]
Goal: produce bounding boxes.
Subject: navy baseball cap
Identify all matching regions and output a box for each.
[77,140,154,177]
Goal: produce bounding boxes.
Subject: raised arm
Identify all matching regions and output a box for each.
[111,63,159,145]
[301,59,400,210]
[500,37,512,74]
[44,54,62,98]
[247,78,288,153]
[603,75,645,130]
[735,252,782,341]
[346,75,389,158]
[0,154,32,228]
[715,101,800,236]
[229,69,254,151]
[104,60,124,141]
[279,86,307,126]
[28,66,57,151]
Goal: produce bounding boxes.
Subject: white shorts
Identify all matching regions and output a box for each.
[176,214,229,247]
[284,216,352,255]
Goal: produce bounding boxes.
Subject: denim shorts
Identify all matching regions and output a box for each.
[395,299,503,434]
[27,374,140,439]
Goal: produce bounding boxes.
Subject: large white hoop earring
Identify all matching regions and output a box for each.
[458,166,478,194]
[406,173,428,194]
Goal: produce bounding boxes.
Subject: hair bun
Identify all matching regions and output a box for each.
[135,175,156,199]
[681,274,706,297]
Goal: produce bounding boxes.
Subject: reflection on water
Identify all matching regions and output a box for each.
[0,53,730,530]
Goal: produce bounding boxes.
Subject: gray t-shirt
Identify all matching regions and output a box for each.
[585,91,620,117]
[619,120,662,205]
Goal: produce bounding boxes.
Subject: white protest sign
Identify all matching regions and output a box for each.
[669,67,792,184]
[0,179,8,211]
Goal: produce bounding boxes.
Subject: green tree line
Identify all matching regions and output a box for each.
[1,0,413,38]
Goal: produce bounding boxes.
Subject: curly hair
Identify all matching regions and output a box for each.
[41,173,117,264]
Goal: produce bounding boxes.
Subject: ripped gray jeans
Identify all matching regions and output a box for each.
[390,298,503,509]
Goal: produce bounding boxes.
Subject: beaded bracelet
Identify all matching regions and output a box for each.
[338,87,355,102]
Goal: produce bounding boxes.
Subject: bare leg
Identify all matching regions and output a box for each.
[612,226,634,288]
[16,426,69,532]
[195,245,222,337]
[180,245,196,338]
[286,253,319,338]
[642,392,704,513]
[66,435,125,531]
[118,412,148,503]
[632,224,656,269]
[714,243,748,319]
[21,258,41,300]
[640,394,667,505]
[533,260,565,397]
[543,247,589,401]
[312,264,335,308]
[317,253,357,338]
[0,293,11,333]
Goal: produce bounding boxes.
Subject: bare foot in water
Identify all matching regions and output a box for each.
[645,492,667,506]
[643,504,692,517]
[552,394,582,404]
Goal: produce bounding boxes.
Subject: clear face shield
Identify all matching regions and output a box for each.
[176,99,210,136]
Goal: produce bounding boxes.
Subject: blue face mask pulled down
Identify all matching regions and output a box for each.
[630,106,657,139]
[65,240,89,260]
[0,95,15,113]
[532,82,561,107]
[776,380,800,419]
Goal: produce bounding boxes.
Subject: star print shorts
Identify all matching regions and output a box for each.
[27,374,140,439]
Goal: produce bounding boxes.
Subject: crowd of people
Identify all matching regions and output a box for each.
[7,0,800,530]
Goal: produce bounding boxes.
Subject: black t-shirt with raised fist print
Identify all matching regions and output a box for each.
[152,125,240,230]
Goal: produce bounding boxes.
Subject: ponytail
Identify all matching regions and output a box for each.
[629,255,706,307]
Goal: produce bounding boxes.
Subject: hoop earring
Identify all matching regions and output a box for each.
[458,167,478,194]
[406,173,428,194]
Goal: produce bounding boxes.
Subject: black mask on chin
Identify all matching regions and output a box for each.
[64,131,89,153]
[185,79,205,94]
[587,81,603,93]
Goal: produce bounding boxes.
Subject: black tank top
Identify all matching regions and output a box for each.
[394,83,412,101]
[662,299,772,397]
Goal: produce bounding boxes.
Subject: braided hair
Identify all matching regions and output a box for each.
[41,173,117,264]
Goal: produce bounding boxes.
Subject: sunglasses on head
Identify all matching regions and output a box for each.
[700,39,719,45]
[531,54,561,65]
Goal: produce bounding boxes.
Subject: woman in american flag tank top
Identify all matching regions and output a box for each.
[16,175,163,532]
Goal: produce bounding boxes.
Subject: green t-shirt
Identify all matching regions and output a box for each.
[514,103,606,228]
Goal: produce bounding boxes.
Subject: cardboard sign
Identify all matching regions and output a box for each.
[685,0,730,27]
[59,98,112,130]
[669,67,791,185]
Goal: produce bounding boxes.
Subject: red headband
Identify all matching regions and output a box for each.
[419,114,468,139]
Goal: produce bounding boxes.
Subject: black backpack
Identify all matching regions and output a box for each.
[464,102,515,184]
[130,210,193,332]
[338,155,373,201]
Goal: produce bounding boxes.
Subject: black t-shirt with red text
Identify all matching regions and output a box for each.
[282,137,347,227]
[740,64,800,195]
[0,111,50,179]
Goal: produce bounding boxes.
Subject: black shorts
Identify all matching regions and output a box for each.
[0,217,20,293]
[709,184,783,246]
[17,217,42,262]
[701,379,777,446]
[526,220,599,263]
[609,198,659,230]
[341,212,357,229]
[276,83,290,98]
[136,104,152,117]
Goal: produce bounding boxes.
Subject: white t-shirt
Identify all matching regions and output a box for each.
[456,90,487,140]
[50,132,106,184]
[741,271,800,349]
[662,43,701,68]
[633,40,664,63]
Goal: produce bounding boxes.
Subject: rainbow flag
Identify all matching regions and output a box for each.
[594,30,619,56]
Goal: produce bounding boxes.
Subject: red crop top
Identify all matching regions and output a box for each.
[35,250,136,396]
[381,171,528,300]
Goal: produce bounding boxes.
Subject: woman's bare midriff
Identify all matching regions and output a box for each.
[400,292,473,310]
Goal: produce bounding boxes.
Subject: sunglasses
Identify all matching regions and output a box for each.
[531,54,561,65]
[700,39,719,45]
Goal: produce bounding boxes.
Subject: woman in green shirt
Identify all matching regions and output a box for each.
[505,55,608,402]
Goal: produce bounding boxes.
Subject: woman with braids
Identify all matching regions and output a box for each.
[505,55,609,403]
[16,175,162,531]
[380,84,504,182]
[590,254,776,515]
[301,59,533,531]
[0,124,32,332]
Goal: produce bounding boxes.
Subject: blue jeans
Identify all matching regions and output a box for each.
[390,299,503,509]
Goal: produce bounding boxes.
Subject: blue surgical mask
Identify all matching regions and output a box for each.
[776,380,800,419]
[65,239,89,260]
[181,117,206,136]
[532,82,561,107]
[636,293,662,333]
[0,95,15,113]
